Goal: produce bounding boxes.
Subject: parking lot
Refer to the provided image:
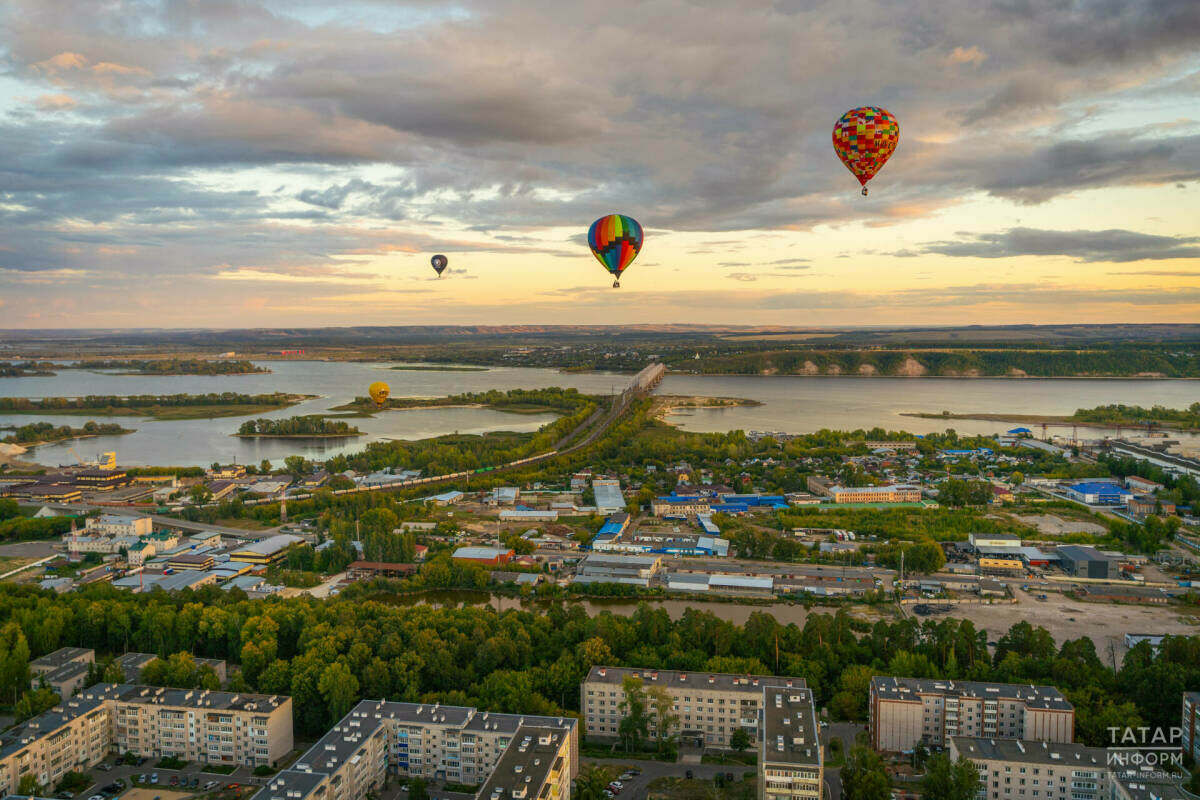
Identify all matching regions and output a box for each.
[70,758,265,800]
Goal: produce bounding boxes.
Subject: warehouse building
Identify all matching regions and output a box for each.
[229,534,304,566]
[869,677,1074,752]
[1065,482,1132,506]
[451,546,514,566]
[593,479,626,514]
[1055,545,1119,579]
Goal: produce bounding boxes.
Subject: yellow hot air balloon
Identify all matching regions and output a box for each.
[368,381,390,408]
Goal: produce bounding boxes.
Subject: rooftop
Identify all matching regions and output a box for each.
[951,736,1105,767]
[870,677,1073,710]
[230,534,303,557]
[761,687,821,767]
[477,725,566,800]
[30,647,92,669]
[586,666,805,693]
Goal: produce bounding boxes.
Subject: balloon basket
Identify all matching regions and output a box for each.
[861,186,868,196]
[612,280,620,288]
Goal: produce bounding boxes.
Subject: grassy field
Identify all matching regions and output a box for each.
[0,556,42,576]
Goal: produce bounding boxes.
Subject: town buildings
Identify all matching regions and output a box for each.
[759,686,823,800]
[452,546,515,566]
[949,737,1110,800]
[84,514,153,538]
[827,485,922,504]
[228,534,304,567]
[593,479,625,514]
[1065,482,1132,506]
[573,554,663,587]
[254,699,577,800]
[869,677,1074,752]
[0,683,292,795]
[114,652,228,685]
[581,666,807,748]
[1055,546,1119,580]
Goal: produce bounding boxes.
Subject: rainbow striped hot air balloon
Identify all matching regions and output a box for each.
[832,106,899,196]
[587,214,643,288]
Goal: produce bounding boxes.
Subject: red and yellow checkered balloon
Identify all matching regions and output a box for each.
[832,106,899,194]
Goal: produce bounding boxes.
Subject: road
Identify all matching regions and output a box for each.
[27,503,281,540]
[69,756,264,800]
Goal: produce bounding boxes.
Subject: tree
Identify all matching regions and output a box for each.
[318,661,359,725]
[646,685,678,754]
[188,484,213,504]
[618,676,650,752]
[574,765,613,800]
[284,456,307,480]
[408,778,429,800]
[260,458,273,474]
[1010,471,1024,487]
[842,746,891,800]
[730,727,751,753]
[18,774,42,796]
[922,754,982,800]
[15,687,60,721]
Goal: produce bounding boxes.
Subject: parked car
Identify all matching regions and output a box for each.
[204,781,219,790]
[88,795,105,800]
[228,783,241,790]
[55,791,73,799]
[150,773,159,784]
[685,770,694,780]
[97,764,113,771]
[169,776,179,786]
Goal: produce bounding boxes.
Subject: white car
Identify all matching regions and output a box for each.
[204,781,219,790]
[89,795,105,800]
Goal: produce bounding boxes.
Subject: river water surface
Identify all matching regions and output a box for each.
[2,361,1197,466]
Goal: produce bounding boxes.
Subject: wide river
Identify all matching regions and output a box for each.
[2,361,1197,466]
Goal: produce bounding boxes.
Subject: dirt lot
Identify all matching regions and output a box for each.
[1012,514,1107,535]
[122,789,193,800]
[0,541,58,557]
[928,589,1200,664]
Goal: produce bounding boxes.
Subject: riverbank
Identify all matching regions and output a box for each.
[901,410,1200,432]
[4,425,136,448]
[0,443,41,469]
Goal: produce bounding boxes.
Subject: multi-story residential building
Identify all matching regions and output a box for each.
[949,737,1109,800]
[0,684,292,796]
[84,514,153,538]
[759,686,822,800]
[1184,692,1200,765]
[255,700,578,800]
[651,496,713,518]
[582,666,806,748]
[870,677,1074,752]
[29,648,95,699]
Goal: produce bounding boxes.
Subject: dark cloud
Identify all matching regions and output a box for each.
[918,227,1200,262]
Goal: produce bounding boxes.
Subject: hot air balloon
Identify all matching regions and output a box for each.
[587,214,643,288]
[368,381,390,408]
[431,254,448,277]
[832,106,899,196]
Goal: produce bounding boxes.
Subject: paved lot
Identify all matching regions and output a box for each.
[75,759,264,800]
[582,756,755,800]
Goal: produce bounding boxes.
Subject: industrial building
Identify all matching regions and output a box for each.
[593,479,625,514]
[869,677,1074,752]
[452,546,515,565]
[651,495,712,518]
[498,509,559,522]
[228,534,304,566]
[759,686,823,800]
[949,737,1111,800]
[574,553,663,587]
[665,572,772,596]
[1065,482,1132,506]
[0,683,293,795]
[254,699,577,800]
[582,666,807,748]
[1055,545,1118,579]
[967,533,1021,552]
[84,514,153,537]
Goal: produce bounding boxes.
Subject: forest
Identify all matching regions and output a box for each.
[0,392,303,419]
[1073,403,1200,430]
[236,416,362,437]
[0,583,1195,752]
[0,361,57,377]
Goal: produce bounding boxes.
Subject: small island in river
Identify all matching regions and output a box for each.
[902,402,1200,432]
[236,415,363,438]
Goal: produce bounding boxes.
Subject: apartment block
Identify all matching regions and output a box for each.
[759,686,822,800]
[1184,692,1200,764]
[256,700,577,800]
[949,737,1110,800]
[870,677,1074,752]
[582,666,806,748]
[30,648,95,699]
[0,684,292,796]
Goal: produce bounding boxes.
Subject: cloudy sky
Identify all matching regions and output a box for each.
[1,0,1198,328]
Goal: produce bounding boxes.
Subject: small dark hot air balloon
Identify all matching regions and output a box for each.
[832,106,899,196]
[431,254,448,277]
[587,214,643,288]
